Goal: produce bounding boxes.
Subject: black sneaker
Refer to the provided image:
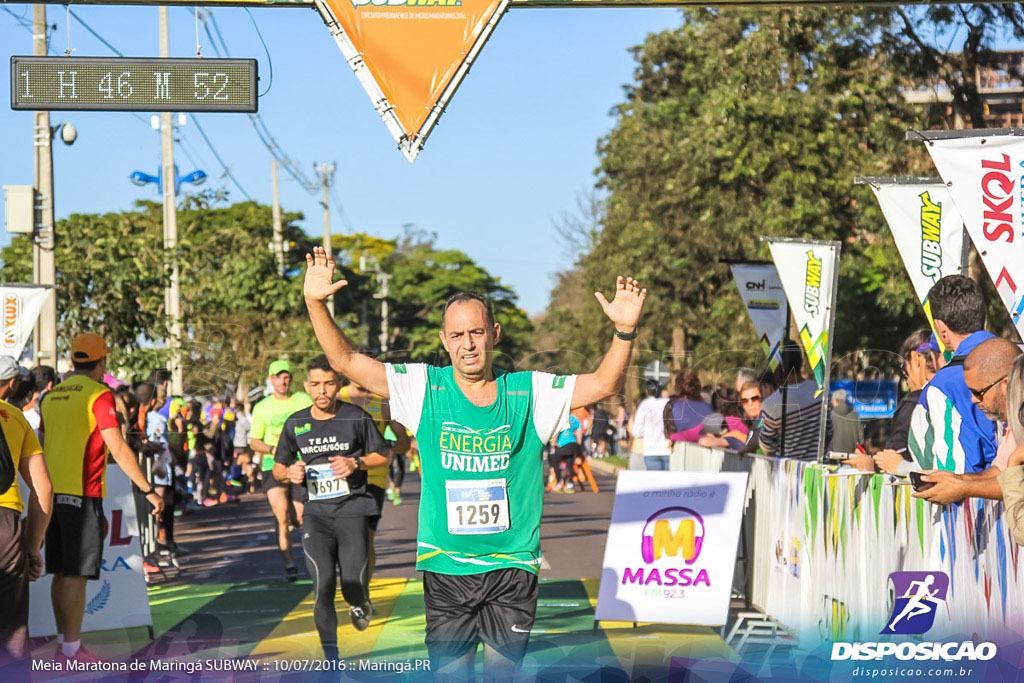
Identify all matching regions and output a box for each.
[350,603,371,631]
[285,566,298,582]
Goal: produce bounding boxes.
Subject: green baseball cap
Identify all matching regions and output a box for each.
[268,359,291,376]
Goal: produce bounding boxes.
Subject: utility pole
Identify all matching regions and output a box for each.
[33,5,57,367]
[160,8,183,395]
[271,159,284,276]
[314,163,336,316]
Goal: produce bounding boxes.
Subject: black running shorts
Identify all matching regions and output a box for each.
[555,443,580,462]
[366,485,385,532]
[45,495,104,579]
[262,471,288,493]
[0,507,29,660]
[422,567,539,668]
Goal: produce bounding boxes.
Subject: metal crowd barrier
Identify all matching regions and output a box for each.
[670,442,1024,644]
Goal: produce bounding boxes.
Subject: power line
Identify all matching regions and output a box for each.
[64,7,253,200]
[205,11,351,228]
[67,10,154,129]
[175,134,204,174]
[1,5,33,33]
[5,7,151,129]
[199,7,356,229]
[243,8,274,97]
[189,115,254,201]
[201,9,321,195]
[330,185,356,234]
[68,8,124,58]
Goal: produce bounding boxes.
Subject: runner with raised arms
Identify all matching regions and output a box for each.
[303,246,647,679]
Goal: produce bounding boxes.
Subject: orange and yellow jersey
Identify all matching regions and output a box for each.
[338,386,390,489]
[0,400,44,513]
[40,375,119,498]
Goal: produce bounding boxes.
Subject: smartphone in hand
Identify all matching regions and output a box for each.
[909,470,935,492]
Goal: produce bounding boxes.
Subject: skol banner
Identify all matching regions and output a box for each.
[0,284,54,360]
[26,466,152,636]
[595,470,748,625]
[922,133,1024,340]
[765,239,840,390]
[730,263,788,372]
[867,180,966,312]
[315,0,508,162]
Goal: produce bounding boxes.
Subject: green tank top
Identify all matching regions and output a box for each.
[386,364,576,575]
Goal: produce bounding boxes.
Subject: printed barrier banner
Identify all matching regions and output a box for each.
[730,263,788,372]
[315,0,508,161]
[763,458,807,632]
[25,466,152,636]
[867,180,966,334]
[595,470,748,625]
[670,442,1023,648]
[923,134,1024,340]
[0,284,54,360]
[766,240,840,390]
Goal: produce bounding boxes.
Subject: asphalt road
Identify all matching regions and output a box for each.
[155,463,619,586]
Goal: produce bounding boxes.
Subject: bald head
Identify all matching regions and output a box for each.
[964,338,1023,382]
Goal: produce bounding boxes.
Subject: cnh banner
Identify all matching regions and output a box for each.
[730,263,788,372]
[0,284,54,360]
[595,471,747,625]
[26,466,152,636]
[922,132,1024,340]
[315,0,508,161]
[765,239,840,391]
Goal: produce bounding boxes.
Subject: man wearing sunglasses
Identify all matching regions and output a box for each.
[908,276,998,476]
[912,337,1022,505]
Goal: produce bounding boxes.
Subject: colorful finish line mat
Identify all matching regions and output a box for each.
[26,578,732,681]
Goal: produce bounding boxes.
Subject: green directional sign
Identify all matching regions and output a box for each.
[11,57,258,112]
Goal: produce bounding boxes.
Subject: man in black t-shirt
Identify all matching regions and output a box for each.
[273,355,390,659]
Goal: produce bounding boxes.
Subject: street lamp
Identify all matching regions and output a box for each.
[129,165,207,196]
[49,121,77,146]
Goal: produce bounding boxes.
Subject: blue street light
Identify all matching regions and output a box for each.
[129,165,207,196]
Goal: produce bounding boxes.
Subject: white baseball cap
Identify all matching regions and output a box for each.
[0,356,24,381]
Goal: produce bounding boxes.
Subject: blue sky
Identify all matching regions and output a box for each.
[0,4,683,316]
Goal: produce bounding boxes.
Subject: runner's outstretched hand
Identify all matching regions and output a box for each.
[595,276,647,331]
[304,246,349,303]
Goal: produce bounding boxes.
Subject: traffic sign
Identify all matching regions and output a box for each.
[11,57,258,112]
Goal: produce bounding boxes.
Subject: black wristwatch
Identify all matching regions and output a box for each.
[353,456,364,470]
[140,487,155,496]
[614,327,638,341]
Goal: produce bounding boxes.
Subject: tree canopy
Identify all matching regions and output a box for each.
[537,7,958,379]
[335,229,533,369]
[0,202,531,394]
